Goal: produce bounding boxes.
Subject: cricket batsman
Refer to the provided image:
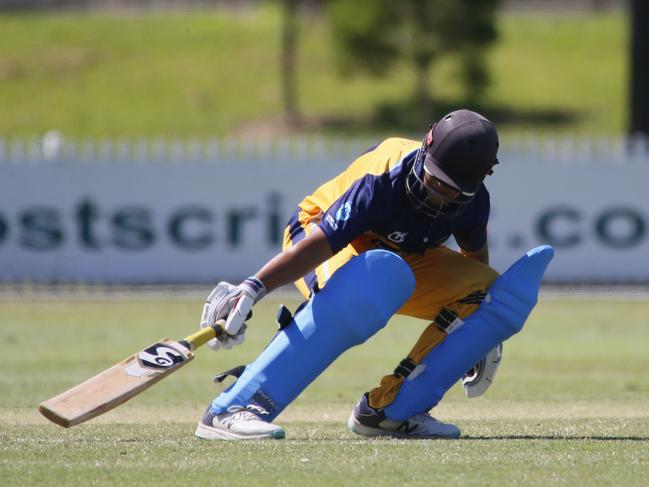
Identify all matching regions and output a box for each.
[195,109,554,440]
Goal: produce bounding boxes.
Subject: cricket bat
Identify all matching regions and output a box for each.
[38,322,225,428]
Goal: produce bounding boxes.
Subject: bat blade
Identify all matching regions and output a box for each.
[38,338,194,428]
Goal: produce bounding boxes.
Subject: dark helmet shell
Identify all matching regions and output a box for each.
[405,109,499,219]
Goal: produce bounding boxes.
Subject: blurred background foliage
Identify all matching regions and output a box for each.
[0,1,630,138]
[327,0,500,123]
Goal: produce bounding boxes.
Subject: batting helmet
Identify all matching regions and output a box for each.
[406,109,499,219]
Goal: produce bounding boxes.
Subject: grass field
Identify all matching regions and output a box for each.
[0,8,627,138]
[1,293,648,486]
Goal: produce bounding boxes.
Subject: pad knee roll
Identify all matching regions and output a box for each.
[482,245,555,339]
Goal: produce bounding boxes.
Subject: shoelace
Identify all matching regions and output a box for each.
[221,410,258,427]
[245,404,270,416]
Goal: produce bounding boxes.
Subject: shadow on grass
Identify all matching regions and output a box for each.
[290,97,581,136]
[376,97,579,132]
[461,435,649,442]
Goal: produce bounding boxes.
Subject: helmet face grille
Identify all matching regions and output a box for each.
[405,146,474,220]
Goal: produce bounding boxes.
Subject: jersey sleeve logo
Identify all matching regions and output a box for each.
[325,214,338,231]
[334,202,353,222]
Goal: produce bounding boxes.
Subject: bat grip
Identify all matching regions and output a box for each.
[183,321,225,351]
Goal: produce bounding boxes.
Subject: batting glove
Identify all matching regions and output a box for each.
[200,277,267,351]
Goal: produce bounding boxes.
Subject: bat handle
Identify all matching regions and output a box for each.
[183,321,225,351]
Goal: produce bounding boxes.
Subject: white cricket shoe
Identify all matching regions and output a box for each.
[195,404,285,440]
[347,393,460,439]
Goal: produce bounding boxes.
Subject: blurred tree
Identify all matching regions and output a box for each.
[280,0,301,127]
[630,0,649,137]
[327,0,499,122]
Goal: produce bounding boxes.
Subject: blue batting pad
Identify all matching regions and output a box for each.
[384,245,554,421]
[211,250,415,421]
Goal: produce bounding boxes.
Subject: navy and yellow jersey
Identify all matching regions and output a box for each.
[296,137,490,256]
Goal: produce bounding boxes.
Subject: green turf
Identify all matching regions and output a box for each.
[0,9,626,138]
[0,295,648,486]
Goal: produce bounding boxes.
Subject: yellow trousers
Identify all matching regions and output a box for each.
[283,210,499,409]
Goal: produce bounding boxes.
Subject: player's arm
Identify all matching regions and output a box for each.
[257,173,382,292]
[201,227,334,350]
[204,174,378,349]
[256,226,332,293]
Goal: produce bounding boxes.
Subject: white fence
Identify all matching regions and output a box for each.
[1,135,648,283]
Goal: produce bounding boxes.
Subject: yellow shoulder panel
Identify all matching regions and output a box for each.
[299,138,419,218]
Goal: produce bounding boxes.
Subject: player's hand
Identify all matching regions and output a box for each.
[200,277,267,351]
[202,322,247,351]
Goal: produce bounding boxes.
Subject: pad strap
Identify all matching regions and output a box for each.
[393,358,417,379]
[212,365,246,384]
[434,308,463,334]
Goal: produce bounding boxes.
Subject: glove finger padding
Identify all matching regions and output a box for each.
[202,281,237,325]
[225,295,254,335]
[206,281,236,301]
[209,323,247,351]
[230,331,245,347]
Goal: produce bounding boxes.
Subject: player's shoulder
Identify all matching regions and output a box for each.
[459,183,490,223]
[352,137,419,176]
[450,184,491,240]
[475,182,490,202]
[374,137,420,158]
[466,183,490,212]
